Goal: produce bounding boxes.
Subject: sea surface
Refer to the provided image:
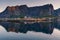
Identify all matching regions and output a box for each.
[0,19,60,40]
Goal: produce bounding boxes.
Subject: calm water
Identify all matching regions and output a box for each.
[0,19,60,40]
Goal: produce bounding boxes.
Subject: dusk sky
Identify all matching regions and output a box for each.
[0,0,60,12]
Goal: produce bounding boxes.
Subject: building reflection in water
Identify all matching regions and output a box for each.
[0,21,55,34]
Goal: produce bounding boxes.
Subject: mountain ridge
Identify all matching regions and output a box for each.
[0,4,55,18]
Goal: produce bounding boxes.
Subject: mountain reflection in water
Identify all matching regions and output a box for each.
[0,18,60,40]
[0,18,60,35]
[0,21,56,34]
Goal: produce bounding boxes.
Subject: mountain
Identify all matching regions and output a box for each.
[54,8,60,16]
[0,5,28,18]
[0,4,54,18]
[28,4,54,18]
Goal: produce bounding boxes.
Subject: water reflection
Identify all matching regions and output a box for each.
[0,21,55,34]
[0,18,60,35]
[0,19,60,40]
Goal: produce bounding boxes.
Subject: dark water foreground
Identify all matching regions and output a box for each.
[0,19,60,40]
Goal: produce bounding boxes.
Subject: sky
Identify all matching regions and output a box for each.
[0,0,60,12]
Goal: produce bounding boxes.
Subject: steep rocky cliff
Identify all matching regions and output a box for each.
[28,4,54,18]
[0,4,54,18]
